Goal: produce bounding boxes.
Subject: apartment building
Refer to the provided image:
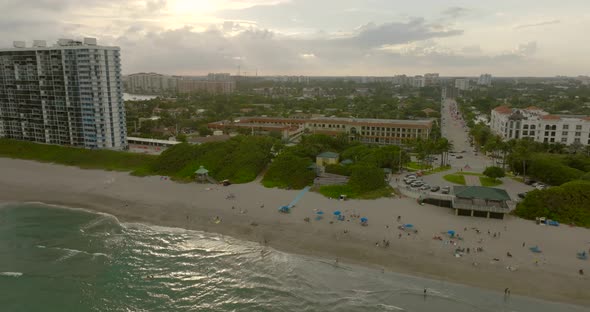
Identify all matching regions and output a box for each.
[208,117,433,145]
[490,106,590,146]
[455,78,470,91]
[477,74,492,86]
[125,72,235,95]
[0,38,127,150]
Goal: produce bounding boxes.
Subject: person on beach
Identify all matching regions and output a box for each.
[424,288,427,296]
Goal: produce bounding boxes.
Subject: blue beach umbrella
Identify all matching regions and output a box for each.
[361,217,368,223]
[447,230,455,236]
[333,211,341,216]
[403,224,413,228]
[316,211,324,215]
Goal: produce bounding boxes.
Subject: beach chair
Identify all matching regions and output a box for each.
[529,246,542,253]
[577,252,588,260]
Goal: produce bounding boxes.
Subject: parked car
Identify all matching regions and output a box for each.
[517,192,527,199]
[536,184,547,190]
[420,185,430,191]
[441,186,451,194]
[456,155,464,159]
[430,186,440,192]
[411,181,424,188]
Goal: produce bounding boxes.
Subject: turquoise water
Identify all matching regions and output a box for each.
[0,203,587,312]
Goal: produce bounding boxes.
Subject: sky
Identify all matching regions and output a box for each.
[1,0,589,76]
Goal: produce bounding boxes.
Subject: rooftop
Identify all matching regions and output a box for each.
[317,152,340,159]
[453,186,511,201]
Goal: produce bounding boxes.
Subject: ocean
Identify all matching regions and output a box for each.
[0,203,587,312]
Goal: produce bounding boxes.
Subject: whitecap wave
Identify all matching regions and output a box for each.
[0,272,23,277]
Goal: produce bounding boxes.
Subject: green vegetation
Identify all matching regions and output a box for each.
[406,162,431,171]
[151,136,277,182]
[443,173,466,185]
[479,177,503,187]
[481,167,504,186]
[318,184,394,200]
[348,165,386,193]
[262,153,316,189]
[0,139,155,173]
[421,165,452,175]
[515,180,590,228]
[324,164,351,176]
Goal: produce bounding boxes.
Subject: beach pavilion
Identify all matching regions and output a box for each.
[452,186,512,219]
[316,152,340,167]
[195,166,210,183]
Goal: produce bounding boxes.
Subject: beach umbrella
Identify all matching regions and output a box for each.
[447,230,455,236]
[403,224,413,228]
[333,211,341,216]
[361,217,368,223]
[316,211,324,215]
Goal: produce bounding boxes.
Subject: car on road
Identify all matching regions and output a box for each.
[441,186,451,194]
[420,185,431,191]
[517,192,528,199]
[456,155,463,159]
[430,186,440,192]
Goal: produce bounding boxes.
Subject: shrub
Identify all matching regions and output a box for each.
[348,165,386,192]
[483,166,505,180]
[515,180,590,227]
[262,152,315,189]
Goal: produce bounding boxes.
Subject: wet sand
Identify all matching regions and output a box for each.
[0,158,588,306]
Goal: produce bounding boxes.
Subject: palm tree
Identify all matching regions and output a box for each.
[436,138,453,167]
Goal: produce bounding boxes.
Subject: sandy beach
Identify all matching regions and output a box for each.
[0,157,589,306]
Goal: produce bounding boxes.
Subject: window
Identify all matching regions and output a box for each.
[575,132,581,136]
[563,125,569,130]
[562,131,568,136]
[523,131,528,135]
[561,138,567,143]
[576,125,582,130]
[574,138,581,143]
[550,138,555,143]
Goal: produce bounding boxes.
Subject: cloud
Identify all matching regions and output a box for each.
[441,7,469,19]
[514,20,560,29]
[300,53,316,59]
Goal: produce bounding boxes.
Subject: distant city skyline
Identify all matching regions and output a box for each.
[1,0,589,76]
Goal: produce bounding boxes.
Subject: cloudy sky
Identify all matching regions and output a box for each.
[1,0,589,76]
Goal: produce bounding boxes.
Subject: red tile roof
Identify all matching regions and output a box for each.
[541,115,561,120]
[493,105,512,114]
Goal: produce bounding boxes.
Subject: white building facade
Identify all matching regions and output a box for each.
[0,38,127,150]
[490,106,590,146]
[455,78,470,91]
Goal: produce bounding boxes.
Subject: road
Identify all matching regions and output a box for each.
[391,99,535,201]
[440,99,492,172]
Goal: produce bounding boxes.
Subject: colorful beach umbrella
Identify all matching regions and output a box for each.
[316,211,324,215]
[447,230,455,236]
[360,217,368,222]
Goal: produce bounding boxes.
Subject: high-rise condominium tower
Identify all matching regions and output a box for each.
[0,38,127,150]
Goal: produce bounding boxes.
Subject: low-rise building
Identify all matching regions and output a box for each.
[490,106,590,145]
[316,152,339,166]
[207,116,433,145]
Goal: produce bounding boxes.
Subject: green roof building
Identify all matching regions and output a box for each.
[316,151,339,167]
[452,186,512,219]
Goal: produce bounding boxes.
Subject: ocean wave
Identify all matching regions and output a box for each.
[0,272,23,277]
[36,245,110,261]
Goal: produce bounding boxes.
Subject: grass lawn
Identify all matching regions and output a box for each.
[0,139,156,174]
[443,173,466,185]
[406,162,432,171]
[458,171,483,176]
[479,177,503,187]
[317,184,394,199]
[421,165,452,176]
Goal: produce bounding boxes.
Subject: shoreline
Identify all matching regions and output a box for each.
[0,158,589,307]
